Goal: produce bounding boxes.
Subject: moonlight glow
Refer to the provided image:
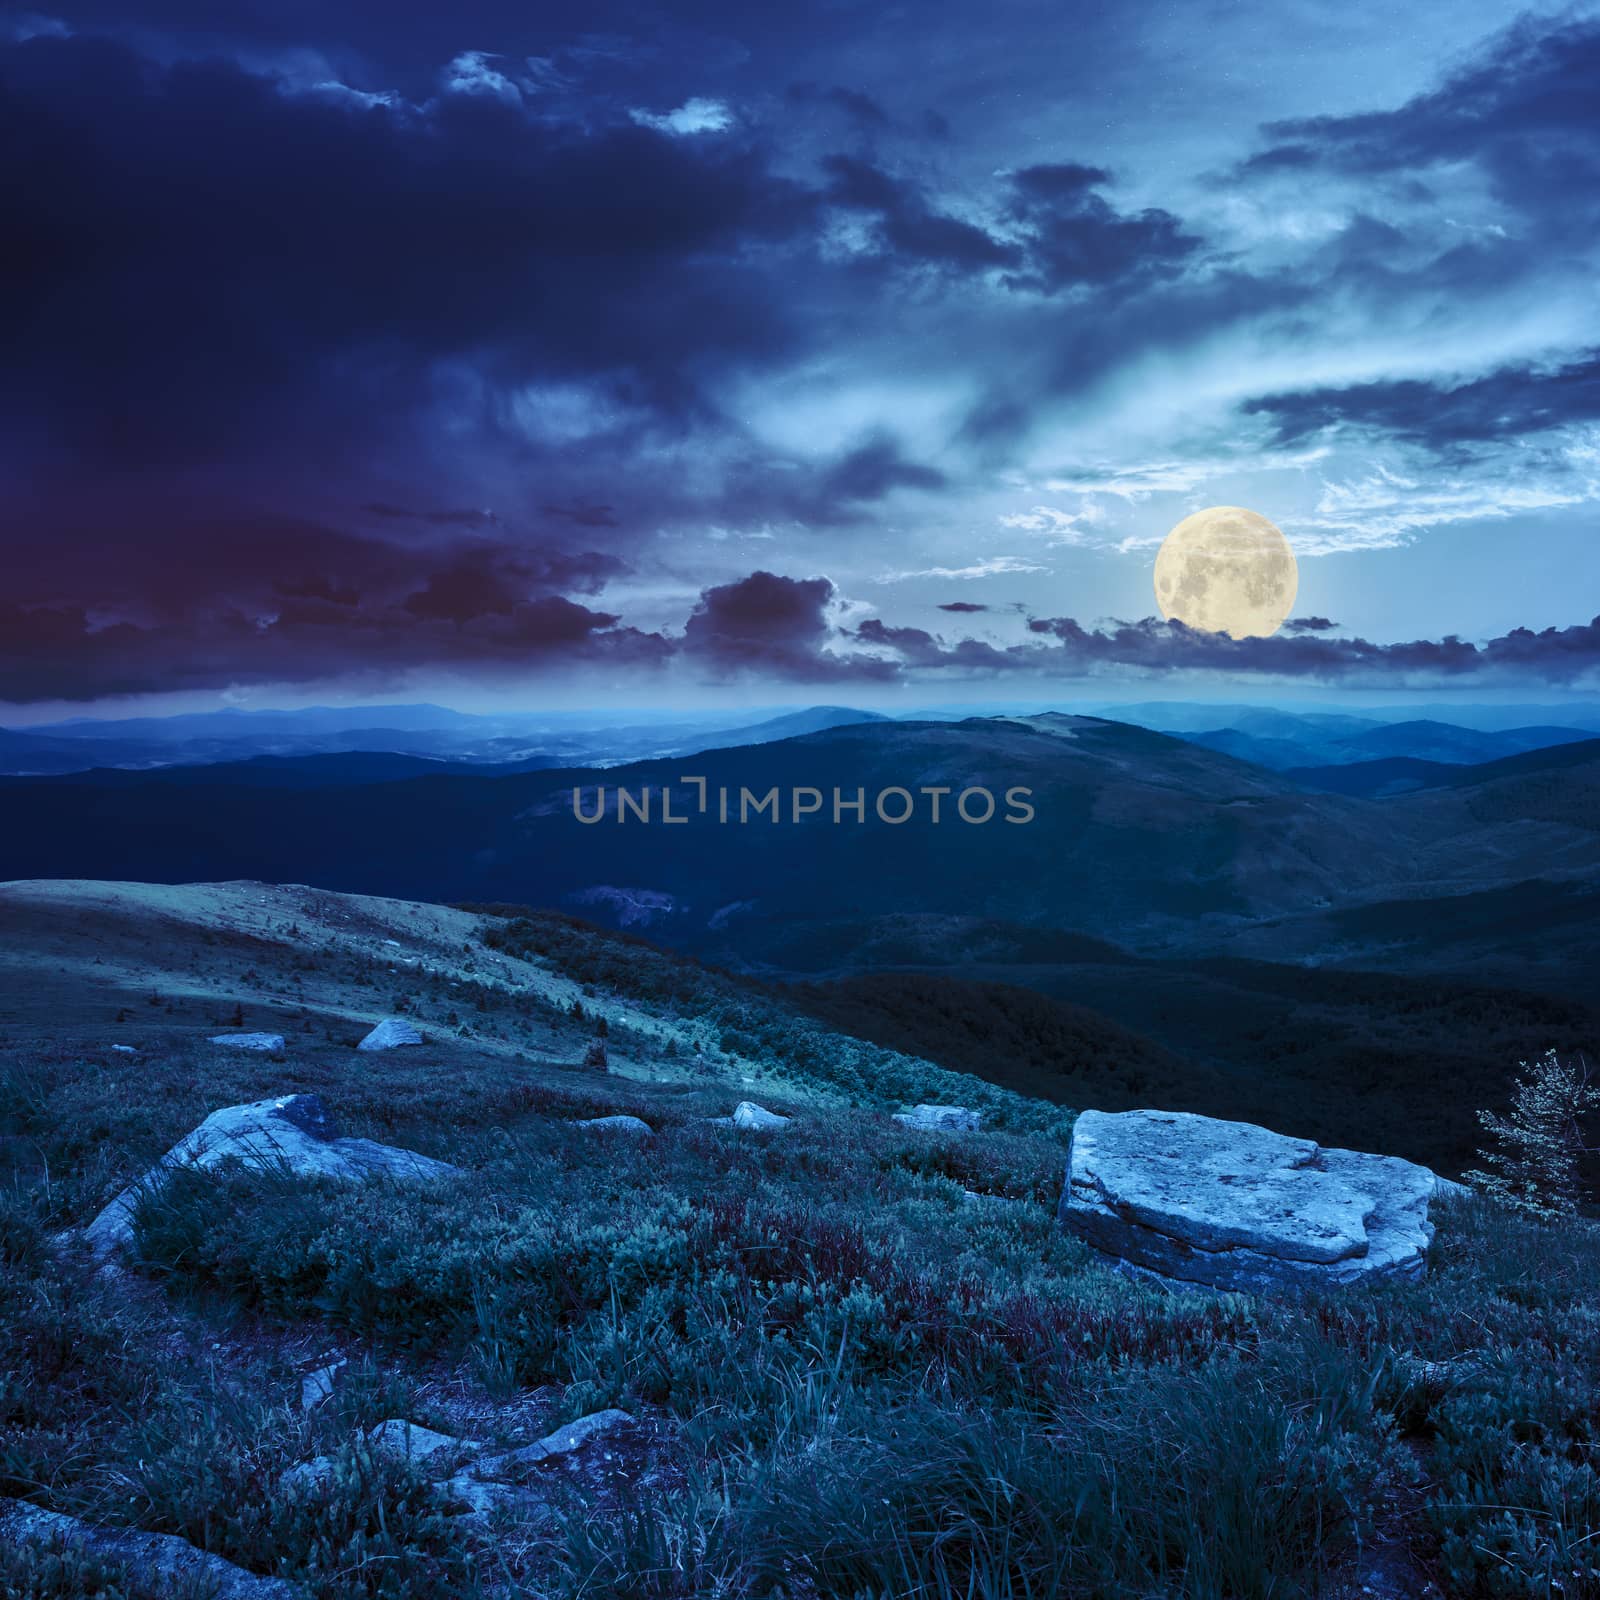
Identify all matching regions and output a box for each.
[1153,506,1299,639]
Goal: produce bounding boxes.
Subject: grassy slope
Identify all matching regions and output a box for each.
[2,881,1599,1598]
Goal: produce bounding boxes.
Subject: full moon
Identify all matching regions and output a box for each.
[1153,505,1298,639]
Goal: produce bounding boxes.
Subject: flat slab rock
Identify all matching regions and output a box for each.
[209,1031,284,1051]
[1060,1109,1447,1291]
[0,1498,298,1598]
[83,1092,459,1255]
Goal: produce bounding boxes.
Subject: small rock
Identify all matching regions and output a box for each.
[894,1104,982,1132]
[577,1115,653,1136]
[368,1418,479,1468]
[280,1456,337,1493]
[209,1032,285,1051]
[475,1408,634,1475]
[731,1101,789,1131]
[440,1475,551,1521]
[358,1017,424,1051]
[300,1358,346,1413]
[110,1044,137,1054]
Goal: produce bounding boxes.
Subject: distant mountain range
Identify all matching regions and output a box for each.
[2,712,1596,986]
[1187,717,1600,773]
[0,702,889,777]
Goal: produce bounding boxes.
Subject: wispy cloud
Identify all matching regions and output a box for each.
[995,504,1100,543]
[874,556,1048,583]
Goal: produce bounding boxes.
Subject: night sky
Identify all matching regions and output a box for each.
[3,0,1598,715]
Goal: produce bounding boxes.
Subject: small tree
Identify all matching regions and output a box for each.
[583,1039,609,1072]
[1466,1050,1598,1218]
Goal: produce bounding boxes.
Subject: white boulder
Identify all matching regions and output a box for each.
[732,1100,789,1130]
[1060,1109,1447,1292]
[358,1017,424,1051]
[83,1093,459,1255]
[894,1104,982,1132]
[209,1032,284,1051]
[577,1115,653,1136]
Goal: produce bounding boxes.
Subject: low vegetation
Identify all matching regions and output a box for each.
[5,1014,1600,1599]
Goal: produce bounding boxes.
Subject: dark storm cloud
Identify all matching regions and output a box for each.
[822,154,1022,275]
[0,517,638,698]
[818,153,1201,293]
[1005,614,1600,684]
[361,504,500,528]
[1283,617,1337,633]
[817,437,946,501]
[1244,350,1600,449]
[4,6,1596,707]
[785,82,890,128]
[541,502,621,529]
[679,570,892,681]
[844,610,1600,685]
[0,592,667,703]
[0,30,816,471]
[1001,164,1199,294]
[1243,15,1600,225]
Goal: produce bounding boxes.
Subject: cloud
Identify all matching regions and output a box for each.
[996,504,1096,543]
[874,556,1048,583]
[443,51,524,104]
[679,569,894,681]
[785,82,889,128]
[1287,467,1590,553]
[1244,15,1600,226]
[1243,351,1600,451]
[938,600,989,613]
[1283,616,1337,633]
[822,154,1021,275]
[0,587,665,703]
[1001,163,1199,295]
[361,503,499,527]
[629,96,734,135]
[0,31,815,476]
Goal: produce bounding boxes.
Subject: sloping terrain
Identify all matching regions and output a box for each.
[2,878,1599,1599]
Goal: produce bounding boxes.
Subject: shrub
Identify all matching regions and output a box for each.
[1466,1050,1599,1217]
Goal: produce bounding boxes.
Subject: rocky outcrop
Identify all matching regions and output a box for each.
[358,1017,423,1051]
[577,1114,653,1136]
[209,1032,284,1051]
[894,1104,982,1132]
[82,1093,459,1255]
[1060,1109,1447,1291]
[0,1498,298,1598]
